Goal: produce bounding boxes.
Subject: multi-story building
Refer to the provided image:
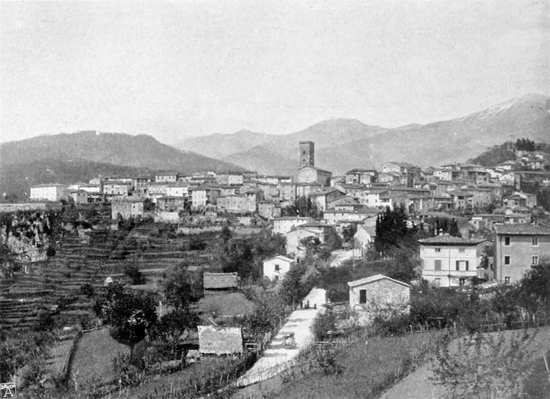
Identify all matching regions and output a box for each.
[494,224,550,284]
[111,198,144,220]
[155,171,179,183]
[344,169,378,185]
[419,235,486,287]
[29,184,68,202]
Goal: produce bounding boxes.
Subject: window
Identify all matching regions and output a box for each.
[274,264,280,271]
[459,278,466,286]
[532,236,538,246]
[458,248,465,253]
[504,256,510,265]
[435,248,441,253]
[532,256,539,265]
[504,236,510,246]
[504,276,511,285]
[465,261,469,271]
[359,289,367,304]
[434,259,442,271]
[456,260,460,271]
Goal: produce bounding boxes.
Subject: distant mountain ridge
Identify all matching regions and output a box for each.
[0,131,243,173]
[0,159,154,200]
[182,94,550,175]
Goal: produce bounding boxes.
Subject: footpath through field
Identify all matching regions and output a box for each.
[236,288,326,387]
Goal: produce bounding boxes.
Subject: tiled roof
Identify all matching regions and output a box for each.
[203,272,239,289]
[418,235,486,245]
[347,274,410,288]
[494,224,550,236]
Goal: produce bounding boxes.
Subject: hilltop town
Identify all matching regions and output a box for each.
[0,136,549,399]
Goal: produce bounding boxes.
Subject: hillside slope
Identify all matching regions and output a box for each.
[0,159,153,199]
[0,131,243,173]
[184,119,386,161]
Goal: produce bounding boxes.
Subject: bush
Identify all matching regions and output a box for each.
[124,264,145,285]
[80,283,95,298]
[46,246,56,257]
[313,312,337,341]
[313,345,343,375]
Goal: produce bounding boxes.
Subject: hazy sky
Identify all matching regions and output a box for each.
[1,0,549,145]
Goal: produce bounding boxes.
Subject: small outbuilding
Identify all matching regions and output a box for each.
[198,325,243,355]
[263,255,294,281]
[203,272,239,295]
[347,274,410,314]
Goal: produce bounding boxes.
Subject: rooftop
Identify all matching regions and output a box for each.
[418,235,486,245]
[347,274,411,288]
[203,272,239,290]
[494,223,550,236]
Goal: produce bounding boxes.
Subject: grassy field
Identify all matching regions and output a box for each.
[237,331,443,399]
[522,349,550,399]
[70,328,130,386]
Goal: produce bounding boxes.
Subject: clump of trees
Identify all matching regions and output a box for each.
[219,229,286,280]
[432,329,538,398]
[515,138,536,152]
[280,263,316,306]
[93,282,157,355]
[282,196,321,218]
[374,205,418,256]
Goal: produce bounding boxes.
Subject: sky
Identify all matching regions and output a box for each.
[1,0,549,145]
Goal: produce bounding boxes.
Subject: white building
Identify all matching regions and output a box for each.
[419,235,486,287]
[191,188,208,209]
[263,255,294,281]
[166,183,189,198]
[30,184,67,202]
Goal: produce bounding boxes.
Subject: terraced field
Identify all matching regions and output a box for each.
[0,208,220,332]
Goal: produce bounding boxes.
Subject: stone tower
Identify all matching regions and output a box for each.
[299,141,315,168]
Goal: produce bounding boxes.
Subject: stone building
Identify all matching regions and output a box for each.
[347,274,410,319]
[111,198,145,220]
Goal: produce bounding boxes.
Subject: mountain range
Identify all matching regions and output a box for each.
[182,94,550,175]
[1,94,549,198]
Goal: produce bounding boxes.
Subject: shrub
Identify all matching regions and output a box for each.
[80,283,95,298]
[313,345,343,375]
[124,264,145,285]
[313,312,337,341]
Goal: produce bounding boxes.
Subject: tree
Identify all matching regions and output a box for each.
[94,282,157,354]
[515,262,550,314]
[280,263,310,306]
[125,264,146,285]
[432,330,537,398]
[150,308,199,361]
[448,219,460,237]
[374,205,414,255]
[342,224,357,243]
[163,267,203,309]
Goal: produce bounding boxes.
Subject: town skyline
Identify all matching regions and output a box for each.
[1,0,549,144]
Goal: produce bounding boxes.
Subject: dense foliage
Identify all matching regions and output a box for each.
[93,282,158,352]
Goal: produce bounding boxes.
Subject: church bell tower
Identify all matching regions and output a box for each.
[299,141,315,168]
